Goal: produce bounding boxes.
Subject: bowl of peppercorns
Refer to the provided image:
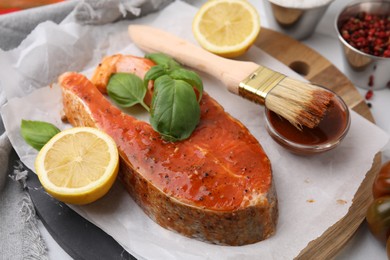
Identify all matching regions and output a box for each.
[336,0,390,90]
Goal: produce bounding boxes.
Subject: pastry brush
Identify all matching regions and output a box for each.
[128,25,333,129]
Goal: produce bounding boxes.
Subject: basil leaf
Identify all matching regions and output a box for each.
[145,53,181,70]
[144,64,167,84]
[107,73,149,111]
[169,68,203,102]
[150,75,200,142]
[21,120,60,150]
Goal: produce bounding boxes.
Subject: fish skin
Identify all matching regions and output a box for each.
[59,71,278,246]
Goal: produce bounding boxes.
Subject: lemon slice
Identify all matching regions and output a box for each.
[192,0,261,58]
[35,127,119,205]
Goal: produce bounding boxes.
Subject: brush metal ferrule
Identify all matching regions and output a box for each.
[238,66,286,105]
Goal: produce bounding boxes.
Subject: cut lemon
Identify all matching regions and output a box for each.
[35,127,119,205]
[192,0,261,58]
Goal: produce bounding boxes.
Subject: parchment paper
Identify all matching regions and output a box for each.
[1,1,389,259]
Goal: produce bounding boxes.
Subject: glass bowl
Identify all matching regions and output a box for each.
[264,87,351,155]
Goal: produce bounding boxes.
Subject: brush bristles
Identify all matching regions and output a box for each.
[265,77,333,129]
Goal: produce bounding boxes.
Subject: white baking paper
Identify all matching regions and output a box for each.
[1,1,389,259]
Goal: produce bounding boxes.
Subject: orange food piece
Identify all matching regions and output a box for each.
[59,56,277,245]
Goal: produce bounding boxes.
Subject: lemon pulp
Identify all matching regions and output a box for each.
[35,127,119,205]
[193,0,261,58]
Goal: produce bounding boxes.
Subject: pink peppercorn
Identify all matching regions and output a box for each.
[340,12,390,58]
[365,90,374,100]
[368,75,374,87]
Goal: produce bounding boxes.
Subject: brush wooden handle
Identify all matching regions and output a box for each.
[128,25,259,95]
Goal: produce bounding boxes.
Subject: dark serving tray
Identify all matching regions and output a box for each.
[17,147,136,260]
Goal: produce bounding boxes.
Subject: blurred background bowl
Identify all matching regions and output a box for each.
[263,0,335,40]
[335,0,390,90]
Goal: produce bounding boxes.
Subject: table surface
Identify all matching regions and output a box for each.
[35,0,389,259]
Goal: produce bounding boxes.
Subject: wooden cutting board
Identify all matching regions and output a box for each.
[256,29,381,259]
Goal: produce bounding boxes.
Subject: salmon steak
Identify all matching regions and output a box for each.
[59,58,278,246]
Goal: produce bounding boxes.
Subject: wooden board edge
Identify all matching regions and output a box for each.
[254,28,370,121]
[296,153,380,259]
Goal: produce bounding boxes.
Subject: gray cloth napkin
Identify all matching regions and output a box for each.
[0,0,175,51]
[0,90,11,191]
[0,0,175,258]
[0,133,11,191]
[0,86,46,259]
[69,0,173,24]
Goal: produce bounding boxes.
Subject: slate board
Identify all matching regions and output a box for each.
[23,151,135,260]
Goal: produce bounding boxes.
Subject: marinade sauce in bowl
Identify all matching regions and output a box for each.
[265,87,350,155]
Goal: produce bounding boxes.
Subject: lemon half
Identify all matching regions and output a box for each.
[35,127,119,205]
[192,0,261,58]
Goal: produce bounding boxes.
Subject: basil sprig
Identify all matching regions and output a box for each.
[145,53,181,70]
[150,75,200,142]
[107,73,150,111]
[20,120,60,150]
[107,53,203,142]
[144,53,203,101]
